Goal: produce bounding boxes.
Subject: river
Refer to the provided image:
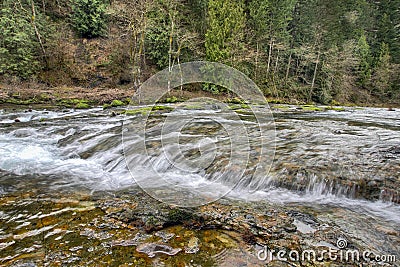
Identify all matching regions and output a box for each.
[0,104,399,266]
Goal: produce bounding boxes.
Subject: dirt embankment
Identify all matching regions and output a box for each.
[0,84,133,106]
[0,81,398,110]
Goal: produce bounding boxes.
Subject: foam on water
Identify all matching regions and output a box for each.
[0,107,399,224]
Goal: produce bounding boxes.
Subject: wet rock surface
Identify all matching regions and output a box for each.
[0,190,398,266]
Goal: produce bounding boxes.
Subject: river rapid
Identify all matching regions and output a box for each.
[0,104,399,266]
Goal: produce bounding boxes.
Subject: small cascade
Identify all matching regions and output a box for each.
[0,105,398,210]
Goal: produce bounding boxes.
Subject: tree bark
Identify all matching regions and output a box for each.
[42,0,46,13]
[310,51,320,101]
[30,0,47,65]
[254,42,259,81]
[285,51,292,83]
[273,48,280,74]
[266,39,273,74]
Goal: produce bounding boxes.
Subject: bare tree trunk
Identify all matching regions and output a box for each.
[310,51,320,101]
[168,7,175,93]
[254,42,259,81]
[42,0,46,13]
[273,48,280,75]
[285,51,292,83]
[266,39,273,74]
[130,8,146,90]
[30,0,47,65]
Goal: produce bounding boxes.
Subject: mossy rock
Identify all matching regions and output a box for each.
[111,99,125,107]
[326,106,345,111]
[227,104,241,110]
[6,98,37,105]
[58,99,91,108]
[123,105,173,116]
[301,105,322,111]
[123,109,148,116]
[102,103,112,109]
[165,96,180,103]
[274,105,290,110]
[179,104,203,110]
[166,209,196,226]
[75,102,91,109]
[152,105,173,111]
[124,98,133,105]
[330,100,341,106]
[38,93,52,101]
[267,98,289,104]
[226,97,245,104]
[123,107,152,116]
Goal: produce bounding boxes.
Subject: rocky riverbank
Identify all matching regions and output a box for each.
[1,83,399,111]
[2,189,395,267]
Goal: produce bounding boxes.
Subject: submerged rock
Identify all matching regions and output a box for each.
[155,231,175,242]
[136,243,181,258]
[185,236,200,254]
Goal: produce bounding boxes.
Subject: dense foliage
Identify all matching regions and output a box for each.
[1,0,399,104]
[71,0,107,38]
[0,0,50,79]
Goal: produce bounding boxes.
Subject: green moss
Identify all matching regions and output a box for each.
[326,106,345,111]
[39,93,51,101]
[5,98,36,105]
[152,105,173,111]
[124,98,133,105]
[123,105,173,115]
[102,103,112,109]
[226,97,245,104]
[166,209,195,226]
[274,105,290,110]
[227,103,250,110]
[165,96,179,103]
[330,100,341,106]
[58,99,82,107]
[111,99,125,107]
[55,98,93,109]
[123,107,152,116]
[301,105,322,111]
[124,109,145,116]
[181,104,203,110]
[75,102,90,109]
[267,98,289,104]
[227,104,241,110]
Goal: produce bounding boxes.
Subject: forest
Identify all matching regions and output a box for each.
[0,0,399,106]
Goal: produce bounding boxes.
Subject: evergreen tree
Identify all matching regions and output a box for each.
[71,0,107,38]
[375,0,400,63]
[372,42,391,96]
[356,32,372,87]
[203,0,245,94]
[205,0,245,63]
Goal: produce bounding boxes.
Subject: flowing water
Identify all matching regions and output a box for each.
[0,104,399,265]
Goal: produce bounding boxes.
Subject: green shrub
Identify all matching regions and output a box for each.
[71,0,107,38]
